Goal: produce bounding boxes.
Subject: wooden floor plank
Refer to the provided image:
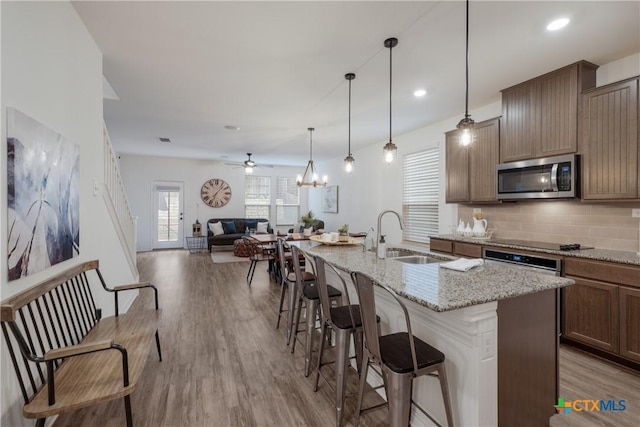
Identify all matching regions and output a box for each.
[52,249,639,427]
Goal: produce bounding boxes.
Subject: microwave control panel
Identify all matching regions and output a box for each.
[557,162,572,191]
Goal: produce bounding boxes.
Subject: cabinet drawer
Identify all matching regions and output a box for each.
[564,258,640,288]
[453,242,483,258]
[429,238,452,254]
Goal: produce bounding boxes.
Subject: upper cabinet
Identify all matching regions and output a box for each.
[445,117,500,204]
[500,61,598,163]
[580,77,639,200]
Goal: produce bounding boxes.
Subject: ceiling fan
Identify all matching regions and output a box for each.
[226,153,273,174]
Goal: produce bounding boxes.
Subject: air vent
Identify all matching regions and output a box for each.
[159,137,171,143]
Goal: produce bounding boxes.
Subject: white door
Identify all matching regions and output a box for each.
[153,181,184,249]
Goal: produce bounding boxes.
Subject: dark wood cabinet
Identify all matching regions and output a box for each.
[563,257,640,365]
[580,77,639,200]
[500,61,598,162]
[620,286,640,363]
[445,117,500,203]
[429,238,453,254]
[563,277,619,353]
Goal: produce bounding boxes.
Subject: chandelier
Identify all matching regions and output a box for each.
[296,127,327,187]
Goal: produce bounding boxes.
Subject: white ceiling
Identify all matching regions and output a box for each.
[72,1,640,167]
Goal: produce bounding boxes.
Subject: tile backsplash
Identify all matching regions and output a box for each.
[457,202,640,252]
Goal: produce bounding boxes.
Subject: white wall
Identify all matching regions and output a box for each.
[1,2,138,425]
[118,155,309,251]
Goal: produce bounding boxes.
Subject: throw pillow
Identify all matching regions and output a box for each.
[257,221,269,234]
[209,221,224,236]
[222,221,237,234]
[245,220,258,231]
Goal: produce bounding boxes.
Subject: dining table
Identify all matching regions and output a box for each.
[248,232,310,244]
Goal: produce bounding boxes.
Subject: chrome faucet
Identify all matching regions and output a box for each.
[376,210,405,252]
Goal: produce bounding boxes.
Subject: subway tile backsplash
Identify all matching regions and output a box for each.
[457,202,640,252]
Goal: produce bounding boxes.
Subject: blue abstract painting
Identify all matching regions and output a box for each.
[7,107,80,281]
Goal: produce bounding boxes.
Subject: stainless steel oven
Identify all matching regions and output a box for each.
[496,154,579,200]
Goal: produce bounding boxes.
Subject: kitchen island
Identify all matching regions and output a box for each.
[298,241,574,427]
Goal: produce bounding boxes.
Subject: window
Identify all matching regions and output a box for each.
[402,148,439,244]
[245,175,271,219]
[275,177,299,225]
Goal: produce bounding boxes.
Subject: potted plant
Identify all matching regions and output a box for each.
[338,224,349,242]
[300,210,316,234]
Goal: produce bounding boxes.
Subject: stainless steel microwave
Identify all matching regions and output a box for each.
[496,154,579,200]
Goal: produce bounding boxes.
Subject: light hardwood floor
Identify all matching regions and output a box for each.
[53,250,639,427]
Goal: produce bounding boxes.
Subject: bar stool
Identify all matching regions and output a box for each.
[274,238,312,344]
[289,245,342,376]
[351,271,454,427]
[312,255,375,427]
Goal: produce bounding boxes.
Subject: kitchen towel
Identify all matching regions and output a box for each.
[440,258,484,272]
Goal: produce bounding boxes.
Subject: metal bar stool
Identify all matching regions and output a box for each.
[289,245,342,377]
[351,271,454,427]
[312,255,380,427]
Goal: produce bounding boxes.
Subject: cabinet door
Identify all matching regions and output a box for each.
[537,66,579,157]
[500,83,537,162]
[581,78,638,199]
[445,129,469,203]
[563,277,619,353]
[469,118,500,202]
[619,286,640,362]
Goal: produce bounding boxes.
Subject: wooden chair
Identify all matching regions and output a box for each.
[351,271,454,427]
[243,236,275,286]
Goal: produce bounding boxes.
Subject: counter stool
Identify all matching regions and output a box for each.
[289,245,342,377]
[312,255,380,427]
[351,271,454,427]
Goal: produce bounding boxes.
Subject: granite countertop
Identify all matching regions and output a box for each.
[434,235,640,266]
[297,241,574,313]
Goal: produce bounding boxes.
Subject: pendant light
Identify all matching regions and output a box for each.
[383,37,398,163]
[344,73,356,173]
[296,127,328,187]
[456,0,475,147]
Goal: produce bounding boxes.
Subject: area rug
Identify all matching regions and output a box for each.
[210,251,250,263]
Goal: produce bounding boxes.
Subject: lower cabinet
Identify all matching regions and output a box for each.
[562,257,640,365]
[620,286,640,362]
[563,277,619,353]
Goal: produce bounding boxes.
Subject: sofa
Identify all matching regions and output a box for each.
[207,218,273,251]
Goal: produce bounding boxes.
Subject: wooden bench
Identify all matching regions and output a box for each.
[1,260,161,427]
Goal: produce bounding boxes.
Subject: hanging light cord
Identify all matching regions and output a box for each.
[464,0,470,119]
[348,78,352,156]
[389,43,393,141]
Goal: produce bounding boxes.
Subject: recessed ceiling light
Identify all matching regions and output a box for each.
[414,89,427,97]
[546,18,570,31]
[224,125,240,130]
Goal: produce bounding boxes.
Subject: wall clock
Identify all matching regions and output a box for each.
[200,178,232,208]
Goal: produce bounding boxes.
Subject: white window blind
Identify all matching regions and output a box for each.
[245,175,271,220]
[402,148,439,244]
[275,177,299,225]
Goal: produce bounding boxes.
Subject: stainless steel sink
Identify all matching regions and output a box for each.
[386,249,415,258]
[391,255,441,264]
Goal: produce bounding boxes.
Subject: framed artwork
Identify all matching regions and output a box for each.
[7,107,80,281]
[321,185,338,213]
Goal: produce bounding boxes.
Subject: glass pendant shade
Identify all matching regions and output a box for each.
[344,154,355,173]
[383,141,397,163]
[457,116,475,147]
[297,127,327,187]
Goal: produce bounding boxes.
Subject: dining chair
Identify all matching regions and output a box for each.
[351,271,454,427]
[242,236,274,286]
[289,245,342,376]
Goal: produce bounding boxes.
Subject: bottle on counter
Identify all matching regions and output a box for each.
[377,235,386,259]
